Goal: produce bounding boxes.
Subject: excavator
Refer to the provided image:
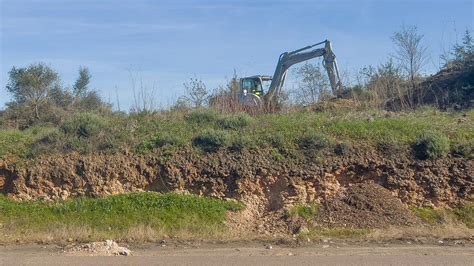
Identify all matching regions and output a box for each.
[239,40,342,108]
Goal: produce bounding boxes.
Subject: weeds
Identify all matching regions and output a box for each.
[289,203,320,221]
[192,129,231,152]
[411,207,445,225]
[0,193,244,243]
[452,204,474,228]
[138,133,184,152]
[230,135,255,152]
[0,131,32,158]
[185,111,218,124]
[451,140,473,159]
[217,114,253,130]
[298,132,330,151]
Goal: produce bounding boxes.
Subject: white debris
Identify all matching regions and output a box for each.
[64,240,132,256]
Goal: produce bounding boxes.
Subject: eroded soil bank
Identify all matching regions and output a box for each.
[0,147,472,232]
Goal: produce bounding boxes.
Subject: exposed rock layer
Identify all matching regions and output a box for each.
[1,148,472,229]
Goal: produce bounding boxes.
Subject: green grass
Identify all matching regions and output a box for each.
[0,131,32,158]
[1,108,473,159]
[0,192,244,242]
[289,204,320,221]
[411,206,474,228]
[410,207,445,225]
[452,204,474,228]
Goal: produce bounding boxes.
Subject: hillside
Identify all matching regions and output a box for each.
[1,108,472,242]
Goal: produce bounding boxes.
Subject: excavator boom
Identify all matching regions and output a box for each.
[239,40,342,108]
[265,40,342,102]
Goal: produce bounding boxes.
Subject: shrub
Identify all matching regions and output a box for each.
[137,133,184,152]
[451,141,473,159]
[230,135,255,152]
[217,114,253,130]
[192,130,230,152]
[298,132,330,151]
[62,112,107,138]
[185,111,218,124]
[412,131,450,160]
[153,134,183,148]
[266,132,286,148]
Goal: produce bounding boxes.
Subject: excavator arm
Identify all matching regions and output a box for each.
[264,40,342,103]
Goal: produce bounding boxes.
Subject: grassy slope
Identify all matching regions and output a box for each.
[0,193,243,243]
[0,108,473,159]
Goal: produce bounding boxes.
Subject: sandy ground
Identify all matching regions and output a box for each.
[1,243,473,266]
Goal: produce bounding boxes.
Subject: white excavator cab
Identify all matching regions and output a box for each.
[239,75,272,108]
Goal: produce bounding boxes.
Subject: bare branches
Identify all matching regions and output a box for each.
[392,25,428,107]
[179,78,209,109]
[392,25,428,81]
[128,69,157,114]
[293,62,330,105]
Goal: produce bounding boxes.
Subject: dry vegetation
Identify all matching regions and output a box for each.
[0,28,473,244]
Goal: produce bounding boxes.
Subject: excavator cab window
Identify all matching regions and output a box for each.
[242,78,264,96]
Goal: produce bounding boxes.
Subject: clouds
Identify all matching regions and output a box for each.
[1,0,473,110]
[2,17,198,37]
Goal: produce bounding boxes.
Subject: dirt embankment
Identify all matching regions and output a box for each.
[0,148,472,231]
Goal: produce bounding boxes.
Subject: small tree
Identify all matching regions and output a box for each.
[179,78,208,108]
[392,25,428,105]
[294,62,330,105]
[73,67,91,97]
[6,63,59,119]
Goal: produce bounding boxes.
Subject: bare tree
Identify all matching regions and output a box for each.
[392,25,428,105]
[293,62,330,105]
[179,78,209,108]
[128,68,157,113]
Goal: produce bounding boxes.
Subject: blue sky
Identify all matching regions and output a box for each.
[1,0,473,110]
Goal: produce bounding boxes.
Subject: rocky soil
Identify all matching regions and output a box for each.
[0,147,472,232]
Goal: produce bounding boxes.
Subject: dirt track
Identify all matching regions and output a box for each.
[1,244,473,266]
